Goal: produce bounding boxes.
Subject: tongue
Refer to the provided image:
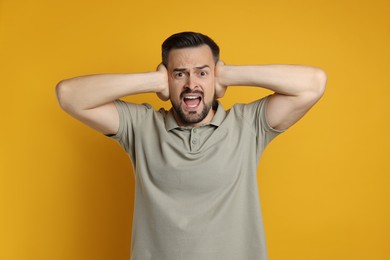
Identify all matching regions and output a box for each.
[184,98,201,108]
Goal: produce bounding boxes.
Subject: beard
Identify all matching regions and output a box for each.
[172,89,213,125]
[172,99,212,125]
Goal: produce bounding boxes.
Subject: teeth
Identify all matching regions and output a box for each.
[184,96,199,99]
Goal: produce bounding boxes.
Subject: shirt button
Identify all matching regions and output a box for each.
[192,139,198,145]
[193,128,197,133]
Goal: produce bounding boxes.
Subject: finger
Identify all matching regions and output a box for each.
[216,60,225,68]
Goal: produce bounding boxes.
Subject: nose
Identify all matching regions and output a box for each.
[186,75,198,90]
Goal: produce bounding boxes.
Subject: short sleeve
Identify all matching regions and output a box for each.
[241,95,285,150]
[108,100,153,158]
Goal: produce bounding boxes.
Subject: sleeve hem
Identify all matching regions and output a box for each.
[263,95,287,134]
[106,99,126,144]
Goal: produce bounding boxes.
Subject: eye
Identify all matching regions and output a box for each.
[199,71,208,77]
[174,72,185,78]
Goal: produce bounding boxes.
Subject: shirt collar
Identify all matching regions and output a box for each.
[165,101,226,131]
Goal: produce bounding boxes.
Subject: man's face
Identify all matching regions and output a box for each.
[167,45,216,126]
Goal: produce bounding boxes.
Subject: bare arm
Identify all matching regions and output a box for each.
[215,63,327,130]
[56,65,169,135]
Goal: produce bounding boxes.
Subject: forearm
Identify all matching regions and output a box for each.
[219,64,327,96]
[56,71,166,111]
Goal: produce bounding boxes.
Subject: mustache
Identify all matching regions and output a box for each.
[180,88,204,99]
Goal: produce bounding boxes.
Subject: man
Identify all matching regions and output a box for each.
[56,31,326,260]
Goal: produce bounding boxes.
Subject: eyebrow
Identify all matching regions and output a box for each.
[173,65,210,72]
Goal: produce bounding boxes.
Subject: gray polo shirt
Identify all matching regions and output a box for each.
[110,96,283,260]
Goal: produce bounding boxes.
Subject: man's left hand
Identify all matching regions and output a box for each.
[215,60,227,99]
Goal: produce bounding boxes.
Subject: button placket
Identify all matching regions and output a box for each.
[190,127,200,150]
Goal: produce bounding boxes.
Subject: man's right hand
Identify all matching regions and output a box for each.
[156,64,170,101]
[56,64,172,135]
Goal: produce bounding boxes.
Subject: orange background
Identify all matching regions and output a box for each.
[1,0,389,259]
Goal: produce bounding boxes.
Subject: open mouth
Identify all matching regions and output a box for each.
[183,95,202,108]
[180,90,203,109]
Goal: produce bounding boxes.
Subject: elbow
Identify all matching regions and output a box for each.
[298,68,327,107]
[308,67,327,102]
[314,68,327,96]
[315,68,327,95]
[55,80,73,112]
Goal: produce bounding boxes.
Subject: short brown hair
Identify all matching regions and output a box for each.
[162,31,220,66]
